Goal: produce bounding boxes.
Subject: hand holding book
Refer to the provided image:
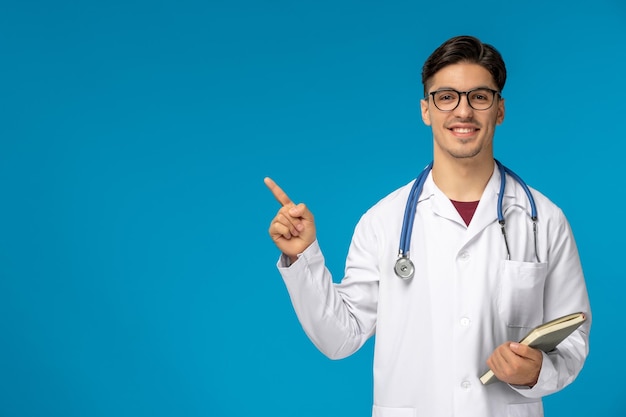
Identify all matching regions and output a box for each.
[480,312,587,385]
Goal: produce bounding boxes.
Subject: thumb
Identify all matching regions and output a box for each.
[289,203,314,222]
[509,342,537,360]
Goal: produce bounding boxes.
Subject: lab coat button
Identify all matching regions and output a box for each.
[459,251,470,261]
[461,381,471,389]
[460,317,471,327]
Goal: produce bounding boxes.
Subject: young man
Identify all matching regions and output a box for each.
[264,35,591,417]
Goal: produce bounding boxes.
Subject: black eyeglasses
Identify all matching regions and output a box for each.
[426,88,500,111]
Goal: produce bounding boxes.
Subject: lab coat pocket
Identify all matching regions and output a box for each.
[497,260,548,328]
[507,400,543,416]
[372,405,415,417]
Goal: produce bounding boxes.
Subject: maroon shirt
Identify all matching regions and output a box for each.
[450,200,479,226]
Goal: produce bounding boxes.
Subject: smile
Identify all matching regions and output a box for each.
[450,127,478,133]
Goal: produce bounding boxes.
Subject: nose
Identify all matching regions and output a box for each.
[454,92,474,117]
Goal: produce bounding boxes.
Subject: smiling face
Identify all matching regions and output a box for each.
[420,62,505,165]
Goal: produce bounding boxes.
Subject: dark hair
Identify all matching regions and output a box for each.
[421,35,506,96]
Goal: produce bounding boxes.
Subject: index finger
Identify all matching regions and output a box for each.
[264,177,293,206]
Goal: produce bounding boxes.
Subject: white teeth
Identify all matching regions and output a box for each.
[452,128,475,133]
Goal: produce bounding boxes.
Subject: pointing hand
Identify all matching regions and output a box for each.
[264,177,317,262]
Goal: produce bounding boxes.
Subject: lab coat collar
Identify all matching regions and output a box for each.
[419,161,508,233]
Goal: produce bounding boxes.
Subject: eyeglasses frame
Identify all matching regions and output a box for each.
[425,88,501,112]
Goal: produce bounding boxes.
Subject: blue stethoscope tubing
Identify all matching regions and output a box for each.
[394,159,540,280]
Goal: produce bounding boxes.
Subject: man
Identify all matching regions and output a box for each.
[264,35,591,417]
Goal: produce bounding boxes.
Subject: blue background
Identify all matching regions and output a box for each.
[1,0,624,416]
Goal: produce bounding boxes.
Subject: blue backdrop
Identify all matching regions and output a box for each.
[1,0,624,416]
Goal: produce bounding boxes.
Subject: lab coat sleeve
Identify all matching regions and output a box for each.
[510,208,591,398]
[277,218,379,360]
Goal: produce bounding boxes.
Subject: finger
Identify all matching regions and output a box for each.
[269,219,293,240]
[289,202,313,224]
[509,343,527,357]
[497,343,531,371]
[488,343,512,369]
[276,211,301,237]
[264,177,293,207]
[510,343,542,362]
[487,350,504,371]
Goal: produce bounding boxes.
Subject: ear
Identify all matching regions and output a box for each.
[420,98,432,126]
[496,97,505,125]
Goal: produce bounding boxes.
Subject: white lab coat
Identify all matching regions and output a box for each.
[277,162,591,417]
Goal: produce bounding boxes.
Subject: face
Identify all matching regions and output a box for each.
[420,62,505,162]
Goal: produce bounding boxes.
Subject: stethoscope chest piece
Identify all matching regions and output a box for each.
[394,256,415,280]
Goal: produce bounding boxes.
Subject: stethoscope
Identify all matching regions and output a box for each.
[394,160,540,280]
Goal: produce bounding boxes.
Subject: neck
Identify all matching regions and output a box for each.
[431,155,494,202]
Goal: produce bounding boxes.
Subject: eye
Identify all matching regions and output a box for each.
[435,90,458,102]
[469,89,493,102]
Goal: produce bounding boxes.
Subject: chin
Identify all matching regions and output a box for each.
[448,148,482,159]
